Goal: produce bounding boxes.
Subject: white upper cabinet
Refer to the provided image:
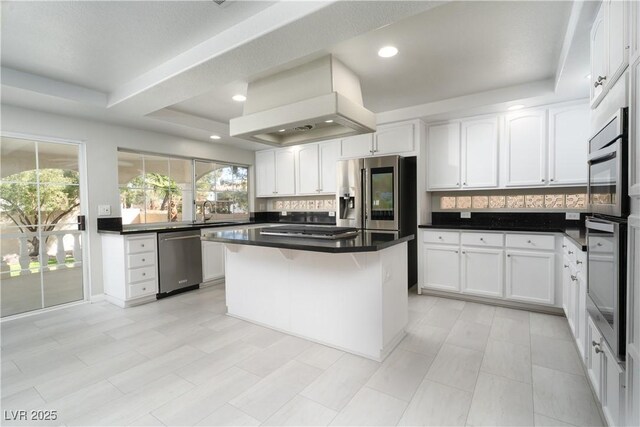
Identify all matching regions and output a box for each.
[427,122,461,190]
[505,109,547,187]
[274,149,295,196]
[296,140,339,195]
[296,144,320,195]
[255,150,276,197]
[461,117,499,188]
[548,103,590,185]
[340,133,374,158]
[375,122,416,155]
[591,5,607,105]
[318,140,339,193]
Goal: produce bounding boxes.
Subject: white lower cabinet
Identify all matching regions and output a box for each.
[505,250,555,305]
[202,241,225,282]
[461,247,503,298]
[588,317,604,400]
[423,245,460,292]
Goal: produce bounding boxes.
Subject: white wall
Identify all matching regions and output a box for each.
[1,104,255,297]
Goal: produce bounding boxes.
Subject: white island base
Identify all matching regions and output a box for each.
[223,242,408,361]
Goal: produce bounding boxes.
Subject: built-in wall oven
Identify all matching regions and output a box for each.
[586,107,629,363]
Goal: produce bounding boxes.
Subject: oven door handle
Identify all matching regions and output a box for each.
[586,217,617,233]
[588,151,617,165]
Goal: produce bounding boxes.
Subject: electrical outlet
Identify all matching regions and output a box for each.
[329,211,335,217]
[565,212,580,220]
[281,211,288,216]
[460,212,471,219]
[98,205,111,216]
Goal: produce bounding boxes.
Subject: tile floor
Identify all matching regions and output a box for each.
[0,284,604,426]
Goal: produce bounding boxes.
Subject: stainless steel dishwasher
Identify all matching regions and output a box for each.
[157,229,203,297]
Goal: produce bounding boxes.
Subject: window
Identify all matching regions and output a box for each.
[117,151,249,225]
[195,160,249,222]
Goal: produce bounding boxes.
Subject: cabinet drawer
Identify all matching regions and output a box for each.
[506,234,555,251]
[128,280,157,299]
[127,266,156,283]
[126,237,155,254]
[589,236,614,254]
[423,230,460,245]
[127,253,155,269]
[461,232,503,247]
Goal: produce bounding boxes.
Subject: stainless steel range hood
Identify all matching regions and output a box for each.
[229,55,376,147]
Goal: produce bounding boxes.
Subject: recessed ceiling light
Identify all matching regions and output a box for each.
[210,135,221,140]
[278,129,286,132]
[325,120,334,123]
[508,104,525,111]
[378,46,398,58]
[232,94,247,102]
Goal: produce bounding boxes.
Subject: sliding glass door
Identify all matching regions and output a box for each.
[0,136,85,317]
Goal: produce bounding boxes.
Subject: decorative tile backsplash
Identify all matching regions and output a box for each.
[440,192,588,210]
[271,197,335,211]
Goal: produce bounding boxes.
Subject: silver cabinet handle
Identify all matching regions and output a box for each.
[570,275,577,282]
[455,250,459,254]
[141,244,145,248]
[142,287,146,291]
[562,245,567,248]
[597,242,602,247]
[592,340,600,347]
[142,272,146,276]
[564,264,569,268]
[463,182,467,186]
[462,251,466,254]
[550,179,554,182]
[594,75,607,87]
[568,250,573,254]
[541,179,545,182]
[527,240,532,244]
[507,254,511,257]
[576,260,583,265]
[595,346,603,354]
[456,182,460,186]
[163,235,201,241]
[438,236,443,240]
[142,258,145,262]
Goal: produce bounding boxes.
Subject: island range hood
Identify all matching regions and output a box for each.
[229,55,376,147]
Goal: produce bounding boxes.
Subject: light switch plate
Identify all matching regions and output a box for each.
[460,212,471,219]
[98,204,111,216]
[565,212,580,220]
[281,211,288,216]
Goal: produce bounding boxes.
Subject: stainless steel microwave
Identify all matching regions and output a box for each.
[587,108,628,218]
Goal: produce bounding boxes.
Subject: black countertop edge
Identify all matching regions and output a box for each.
[419,224,586,251]
[202,230,415,254]
[98,221,257,235]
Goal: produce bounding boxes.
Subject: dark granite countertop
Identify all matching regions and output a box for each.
[202,226,414,253]
[418,224,586,251]
[97,221,255,235]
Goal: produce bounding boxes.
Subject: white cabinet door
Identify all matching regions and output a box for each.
[375,122,415,155]
[275,149,295,196]
[296,144,320,195]
[461,117,498,188]
[562,258,571,318]
[340,133,373,158]
[576,271,587,360]
[606,0,628,89]
[461,247,503,298]
[255,150,276,197]
[427,122,461,190]
[423,245,460,292]
[602,342,624,427]
[591,5,606,105]
[505,250,554,304]
[505,110,547,187]
[548,104,590,185]
[202,241,225,282]
[587,316,603,401]
[319,140,339,193]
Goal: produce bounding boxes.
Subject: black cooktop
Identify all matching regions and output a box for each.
[260,225,359,239]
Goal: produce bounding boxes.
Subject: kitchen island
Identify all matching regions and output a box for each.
[202,226,414,361]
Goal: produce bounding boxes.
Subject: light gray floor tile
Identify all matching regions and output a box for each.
[421,306,462,330]
[466,372,534,426]
[365,348,434,401]
[239,324,288,348]
[2,387,45,412]
[481,338,532,383]
[236,335,313,377]
[425,344,483,392]
[329,386,407,426]
[263,395,337,426]
[459,302,496,326]
[534,413,575,426]
[176,341,261,385]
[196,404,260,426]
[152,366,260,426]
[13,348,87,378]
[128,413,165,426]
[300,353,380,411]
[67,374,193,426]
[434,297,466,311]
[531,334,584,376]
[105,314,180,340]
[494,306,531,323]
[445,320,490,352]
[406,309,427,331]
[530,313,573,341]
[532,366,603,426]
[490,316,531,347]
[229,360,322,422]
[398,379,472,426]
[1,360,22,380]
[399,320,450,356]
[296,343,344,370]
[108,345,205,394]
[408,294,438,313]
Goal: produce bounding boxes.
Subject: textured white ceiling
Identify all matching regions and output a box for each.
[329,0,573,112]
[0,0,275,92]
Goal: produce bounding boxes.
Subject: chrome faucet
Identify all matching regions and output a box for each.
[202,200,215,222]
